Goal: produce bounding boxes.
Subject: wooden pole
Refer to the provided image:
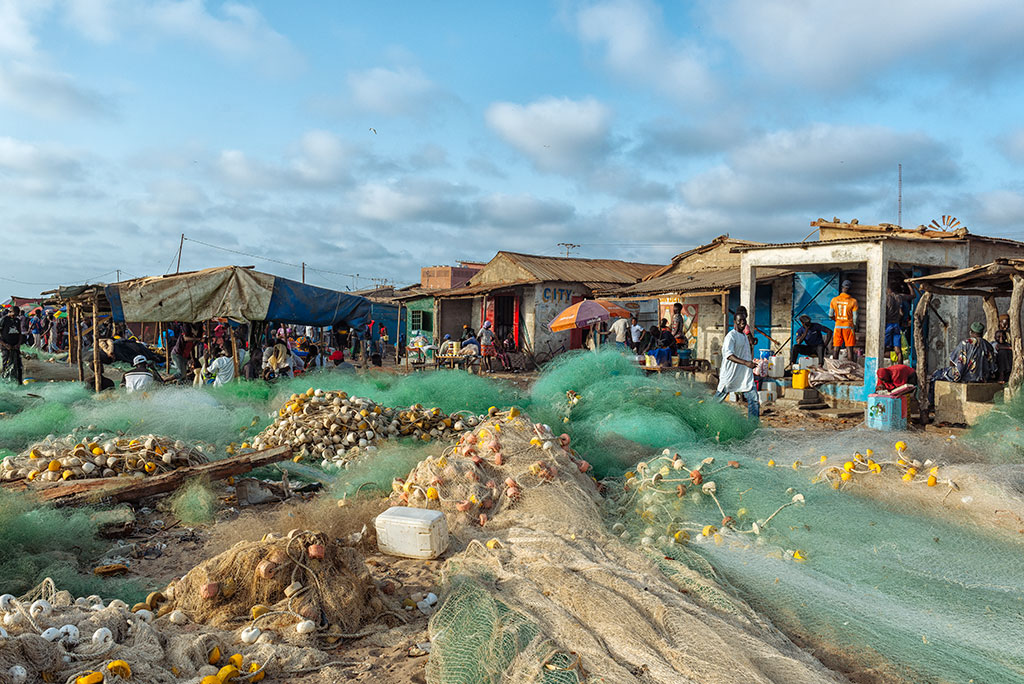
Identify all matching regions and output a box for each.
[1008,275,1024,398]
[76,306,85,382]
[396,301,403,365]
[91,293,101,393]
[231,328,240,380]
[982,295,999,342]
[163,323,171,373]
[913,291,932,424]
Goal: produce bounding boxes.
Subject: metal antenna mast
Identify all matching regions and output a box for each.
[557,242,580,257]
[897,163,902,227]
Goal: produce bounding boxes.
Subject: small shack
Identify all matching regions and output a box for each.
[907,258,1024,424]
[413,252,662,354]
[49,266,371,390]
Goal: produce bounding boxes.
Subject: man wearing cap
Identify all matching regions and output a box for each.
[0,306,23,384]
[793,315,831,366]
[121,354,163,393]
[931,322,997,384]
[829,280,859,360]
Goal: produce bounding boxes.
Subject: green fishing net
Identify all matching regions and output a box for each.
[607,429,1024,684]
[170,479,218,526]
[0,490,147,603]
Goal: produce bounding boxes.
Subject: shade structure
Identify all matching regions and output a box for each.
[548,299,631,332]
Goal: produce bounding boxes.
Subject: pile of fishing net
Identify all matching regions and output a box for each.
[251,388,483,469]
[0,578,363,684]
[612,429,1024,683]
[392,411,839,684]
[163,528,390,643]
[1,432,206,484]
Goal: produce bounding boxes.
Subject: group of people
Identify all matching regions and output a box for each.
[435,321,518,372]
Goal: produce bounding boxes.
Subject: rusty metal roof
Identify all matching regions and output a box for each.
[491,251,662,284]
[606,267,794,297]
[642,235,761,281]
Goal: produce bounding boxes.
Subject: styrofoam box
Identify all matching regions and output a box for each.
[375,506,450,559]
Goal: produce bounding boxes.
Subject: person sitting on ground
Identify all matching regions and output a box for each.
[122,354,163,393]
[206,345,235,386]
[876,364,917,395]
[713,314,759,420]
[995,314,1013,382]
[241,345,263,380]
[793,315,831,366]
[84,360,114,393]
[328,350,354,372]
[931,322,998,384]
[264,343,294,379]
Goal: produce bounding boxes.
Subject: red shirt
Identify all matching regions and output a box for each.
[876,364,914,391]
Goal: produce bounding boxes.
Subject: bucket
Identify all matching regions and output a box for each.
[792,369,809,389]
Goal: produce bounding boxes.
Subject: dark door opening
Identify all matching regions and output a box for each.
[493,295,515,342]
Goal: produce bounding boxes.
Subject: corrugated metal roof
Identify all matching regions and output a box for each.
[414,279,537,300]
[495,251,662,284]
[643,235,761,281]
[607,267,795,297]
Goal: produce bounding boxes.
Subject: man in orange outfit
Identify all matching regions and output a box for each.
[829,280,858,360]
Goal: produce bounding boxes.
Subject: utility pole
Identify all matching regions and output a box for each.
[557,242,580,257]
[897,163,902,228]
[116,269,120,282]
[176,233,185,273]
[301,262,305,283]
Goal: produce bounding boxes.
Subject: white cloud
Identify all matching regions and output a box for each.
[0,0,52,56]
[972,189,1024,227]
[0,60,112,118]
[486,96,613,174]
[354,178,472,225]
[680,124,959,212]
[347,65,440,116]
[62,0,302,75]
[0,136,84,196]
[576,0,716,101]
[709,0,1024,90]
[996,128,1024,164]
[475,193,574,228]
[216,131,354,190]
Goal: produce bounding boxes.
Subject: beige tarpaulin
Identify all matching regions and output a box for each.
[114,266,275,323]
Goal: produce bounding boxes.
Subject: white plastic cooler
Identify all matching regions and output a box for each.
[375,506,450,559]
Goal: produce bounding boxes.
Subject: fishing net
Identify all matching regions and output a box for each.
[164,529,386,636]
[965,389,1024,462]
[0,577,361,684]
[528,349,755,477]
[0,490,146,603]
[608,429,1024,684]
[169,479,218,526]
[392,413,839,684]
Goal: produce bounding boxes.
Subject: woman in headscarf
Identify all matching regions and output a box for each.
[264,343,293,379]
[478,320,496,372]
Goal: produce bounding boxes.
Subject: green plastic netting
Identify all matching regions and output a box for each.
[607,429,1024,683]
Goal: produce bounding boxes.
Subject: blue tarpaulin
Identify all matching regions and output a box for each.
[104,266,371,329]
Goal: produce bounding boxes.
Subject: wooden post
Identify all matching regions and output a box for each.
[91,294,101,393]
[982,295,999,342]
[1008,275,1024,398]
[163,322,171,373]
[396,301,403,365]
[231,328,240,380]
[75,306,85,382]
[913,291,932,423]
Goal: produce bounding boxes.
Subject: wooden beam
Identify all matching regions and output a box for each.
[918,284,1011,298]
[982,296,999,342]
[1009,275,1024,398]
[16,446,293,508]
[914,291,932,424]
[231,327,240,380]
[75,305,84,382]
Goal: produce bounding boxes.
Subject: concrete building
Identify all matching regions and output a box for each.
[736,220,1024,402]
[402,251,662,354]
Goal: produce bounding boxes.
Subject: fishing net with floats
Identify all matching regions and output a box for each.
[0,578,362,684]
[164,529,386,637]
[607,428,1024,684]
[391,411,839,684]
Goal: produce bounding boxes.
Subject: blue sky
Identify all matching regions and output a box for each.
[2,0,1024,294]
